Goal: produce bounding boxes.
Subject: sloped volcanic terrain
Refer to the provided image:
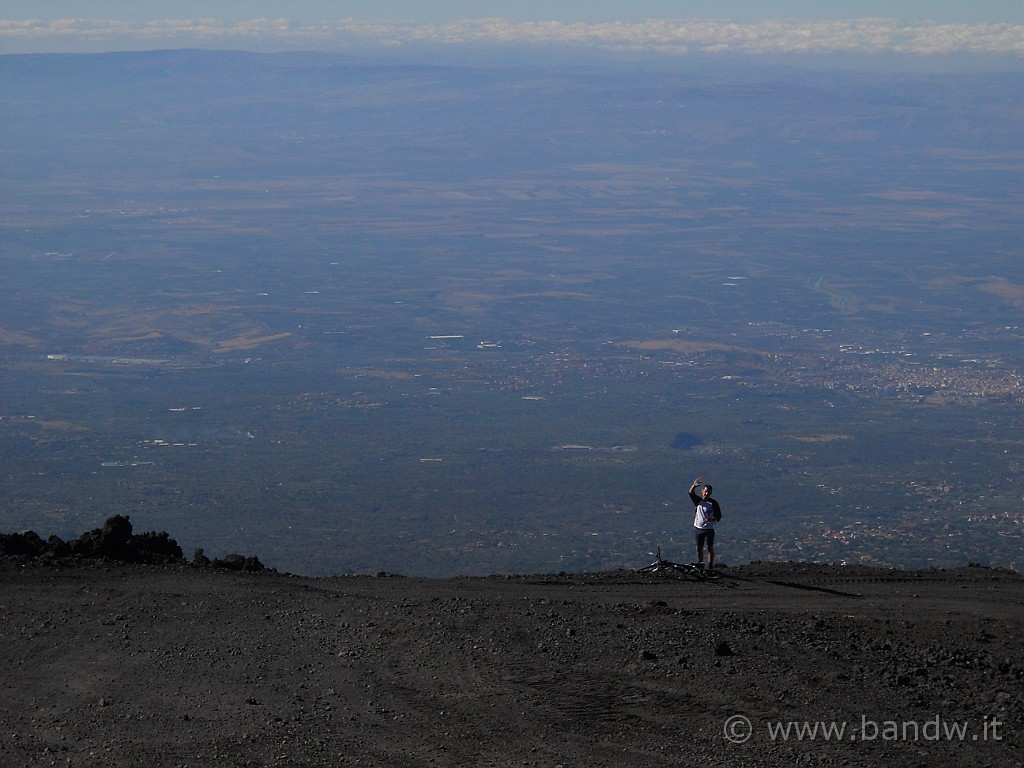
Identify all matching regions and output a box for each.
[1,559,1021,767]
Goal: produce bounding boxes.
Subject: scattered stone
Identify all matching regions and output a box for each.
[714,640,735,657]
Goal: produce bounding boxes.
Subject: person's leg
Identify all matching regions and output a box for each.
[695,530,705,565]
[706,529,715,569]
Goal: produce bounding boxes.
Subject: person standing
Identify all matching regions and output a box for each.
[688,476,722,569]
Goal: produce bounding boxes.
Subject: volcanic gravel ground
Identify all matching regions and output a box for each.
[1,560,1021,767]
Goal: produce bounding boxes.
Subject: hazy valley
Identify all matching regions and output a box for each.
[2,50,1022,575]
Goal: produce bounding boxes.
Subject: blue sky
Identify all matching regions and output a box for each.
[3,2,1024,57]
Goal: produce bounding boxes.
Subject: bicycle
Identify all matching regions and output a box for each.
[637,547,724,581]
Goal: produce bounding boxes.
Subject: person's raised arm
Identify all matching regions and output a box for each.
[688,476,703,503]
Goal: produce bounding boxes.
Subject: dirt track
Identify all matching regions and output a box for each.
[2,560,1021,767]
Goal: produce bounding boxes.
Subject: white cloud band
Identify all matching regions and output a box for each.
[3,17,1024,56]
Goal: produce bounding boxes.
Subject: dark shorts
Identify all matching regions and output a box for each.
[695,528,715,548]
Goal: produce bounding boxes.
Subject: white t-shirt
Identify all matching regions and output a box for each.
[693,499,719,530]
